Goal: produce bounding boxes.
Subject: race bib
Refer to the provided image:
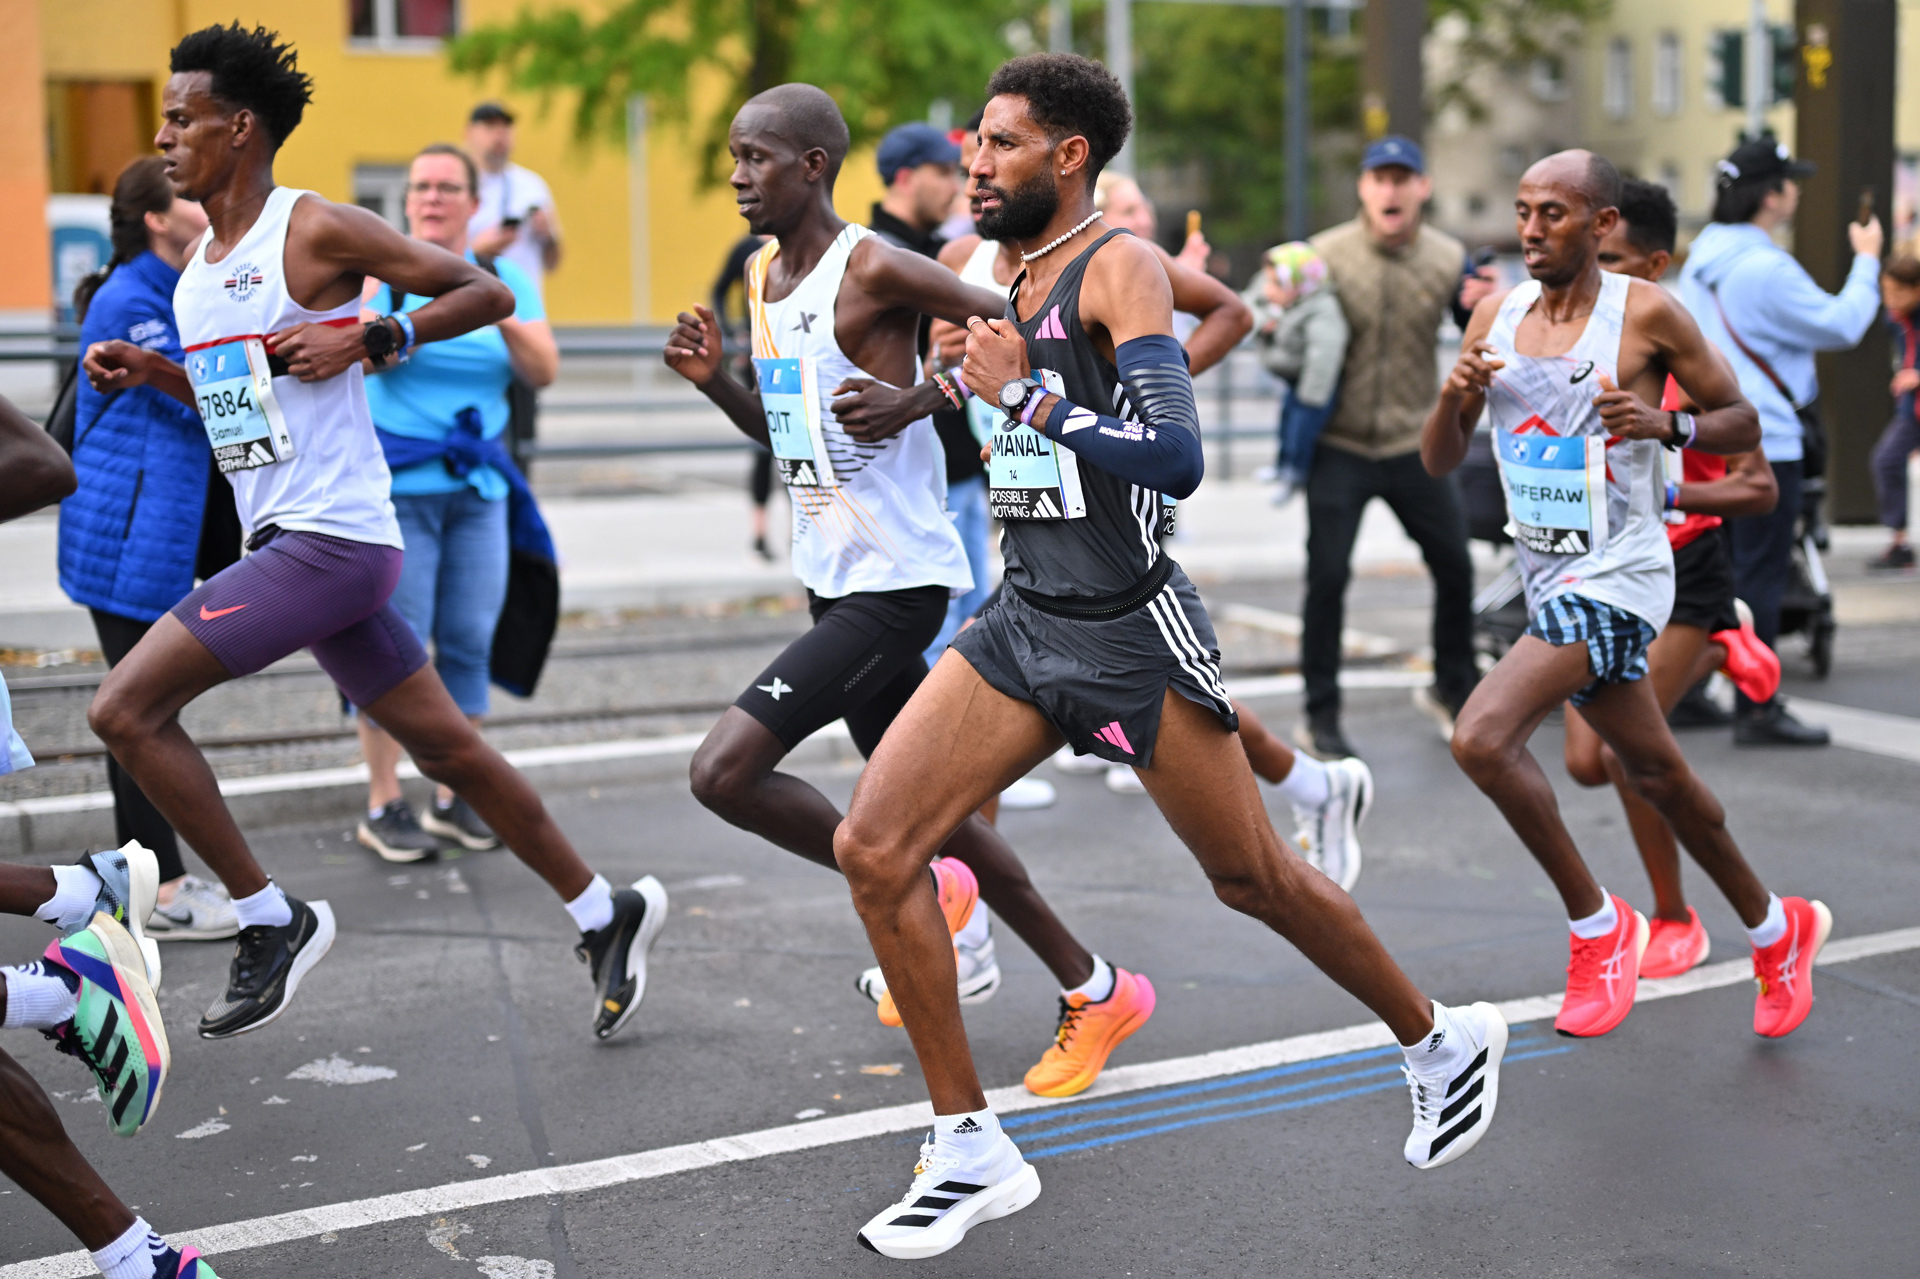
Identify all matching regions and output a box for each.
[989,369,1085,520]
[185,338,295,474]
[965,393,999,448]
[754,356,837,487]
[1495,429,1608,555]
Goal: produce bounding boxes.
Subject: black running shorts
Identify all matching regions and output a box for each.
[1667,526,1740,634]
[952,559,1237,768]
[736,585,950,753]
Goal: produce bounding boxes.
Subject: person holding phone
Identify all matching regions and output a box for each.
[464,102,562,292]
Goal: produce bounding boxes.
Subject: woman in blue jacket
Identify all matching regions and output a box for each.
[59,156,237,940]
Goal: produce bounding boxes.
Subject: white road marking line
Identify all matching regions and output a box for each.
[1218,602,1402,658]
[7,922,1916,1277]
[1788,699,1920,766]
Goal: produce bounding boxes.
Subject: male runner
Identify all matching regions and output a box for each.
[81,23,665,1042]
[1423,151,1830,1042]
[664,84,1153,1100]
[936,199,1372,889]
[1560,178,1784,977]
[833,54,1508,1261]
[0,390,217,1278]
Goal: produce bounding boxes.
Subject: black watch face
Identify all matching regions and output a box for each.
[365,323,394,356]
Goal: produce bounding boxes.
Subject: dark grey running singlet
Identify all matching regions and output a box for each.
[1000,229,1166,598]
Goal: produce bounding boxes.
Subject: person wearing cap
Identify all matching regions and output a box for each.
[1677,135,1883,746]
[466,101,563,291]
[870,122,962,258]
[1303,135,1485,759]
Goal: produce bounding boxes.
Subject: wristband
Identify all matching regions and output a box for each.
[930,370,964,410]
[1019,390,1046,427]
[390,311,416,354]
[1665,481,1680,511]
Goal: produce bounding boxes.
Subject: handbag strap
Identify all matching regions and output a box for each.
[1705,281,1798,406]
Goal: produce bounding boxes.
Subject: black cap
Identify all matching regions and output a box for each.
[469,101,515,126]
[1716,136,1814,187]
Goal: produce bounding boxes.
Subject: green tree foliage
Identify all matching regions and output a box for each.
[1429,0,1611,123]
[450,0,1029,181]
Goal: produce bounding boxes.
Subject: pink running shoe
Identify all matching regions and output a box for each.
[1753,897,1833,1038]
[1640,907,1711,979]
[1554,894,1649,1038]
[1712,601,1781,704]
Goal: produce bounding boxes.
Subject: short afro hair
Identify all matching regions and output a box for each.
[1616,178,1678,256]
[170,23,313,149]
[984,53,1132,187]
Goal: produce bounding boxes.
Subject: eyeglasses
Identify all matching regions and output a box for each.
[408,181,470,197]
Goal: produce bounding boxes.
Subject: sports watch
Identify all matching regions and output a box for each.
[998,377,1044,422]
[363,317,398,369]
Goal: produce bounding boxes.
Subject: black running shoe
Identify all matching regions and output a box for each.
[419,795,499,851]
[575,876,668,1041]
[198,896,336,1040]
[357,799,441,863]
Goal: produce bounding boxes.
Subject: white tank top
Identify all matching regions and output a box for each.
[746,225,972,599]
[174,187,401,548]
[959,238,1005,290]
[1483,271,1673,629]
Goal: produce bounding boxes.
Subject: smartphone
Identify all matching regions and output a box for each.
[1186,210,1202,239]
[1858,188,1876,226]
[500,216,522,230]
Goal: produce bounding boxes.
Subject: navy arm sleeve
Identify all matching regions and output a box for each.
[1037,334,1204,499]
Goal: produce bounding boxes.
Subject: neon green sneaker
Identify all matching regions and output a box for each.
[44,912,170,1136]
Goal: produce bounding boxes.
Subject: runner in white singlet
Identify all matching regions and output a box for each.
[1424,148,1831,1046]
[81,23,668,1044]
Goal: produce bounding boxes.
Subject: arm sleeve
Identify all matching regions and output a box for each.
[1037,333,1205,499]
[1751,252,1883,351]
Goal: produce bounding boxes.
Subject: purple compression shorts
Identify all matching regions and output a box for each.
[171,529,428,709]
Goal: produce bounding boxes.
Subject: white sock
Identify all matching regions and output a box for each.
[1064,954,1115,1003]
[1746,893,1787,949]
[1,962,79,1029]
[565,874,615,934]
[1569,892,1619,940]
[35,865,102,932]
[1400,1001,1467,1071]
[1274,753,1331,809]
[953,899,990,949]
[231,881,293,930]
[932,1106,1002,1156]
[89,1217,163,1279]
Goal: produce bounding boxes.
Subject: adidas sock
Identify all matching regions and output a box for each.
[1,961,79,1029]
[565,874,616,934]
[1569,892,1619,940]
[1399,1001,1469,1073]
[953,897,990,949]
[89,1217,164,1279]
[1064,954,1115,1003]
[1274,752,1330,809]
[231,881,293,931]
[932,1107,1002,1157]
[35,864,102,933]
[1746,893,1787,949]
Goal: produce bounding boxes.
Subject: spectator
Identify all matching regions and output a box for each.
[1305,136,1481,758]
[870,123,961,256]
[58,156,238,941]
[355,142,560,861]
[1095,171,1210,272]
[1868,254,1920,570]
[1246,241,1349,505]
[466,101,562,294]
[1677,135,1882,746]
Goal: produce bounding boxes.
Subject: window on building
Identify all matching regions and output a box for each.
[1530,55,1569,102]
[354,165,410,231]
[1466,193,1487,218]
[1653,33,1681,116]
[350,0,457,45]
[1604,38,1633,120]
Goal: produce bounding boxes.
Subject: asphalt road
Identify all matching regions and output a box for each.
[3,677,1918,1277]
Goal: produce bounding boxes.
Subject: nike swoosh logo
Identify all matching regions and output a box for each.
[198,604,248,620]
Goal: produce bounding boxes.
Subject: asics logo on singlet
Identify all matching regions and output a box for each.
[1569,360,1595,384]
[223,263,266,301]
[758,677,792,701]
[791,312,818,333]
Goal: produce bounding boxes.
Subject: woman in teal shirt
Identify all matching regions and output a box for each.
[355,143,559,861]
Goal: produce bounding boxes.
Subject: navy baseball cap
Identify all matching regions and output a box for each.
[877,123,962,181]
[1361,135,1425,175]
[468,101,515,126]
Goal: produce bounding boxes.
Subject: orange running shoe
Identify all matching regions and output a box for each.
[1024,967,1156,1098]
[873,859,981,1028]
[1553,895,1648,1038]
[1640,907,1712,979]
[1753,896,1832,1038]
[1712,601,1781,704]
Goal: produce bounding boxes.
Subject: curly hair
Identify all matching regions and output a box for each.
[1617,178,1677,256]
[984,53,1132,187]
[170,23,313,149]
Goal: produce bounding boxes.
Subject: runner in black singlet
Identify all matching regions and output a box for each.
[835,54,1509,1263]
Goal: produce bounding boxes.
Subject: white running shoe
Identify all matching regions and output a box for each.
[1052,745,1108,776]
[1104,763,1145,794]
[146,875,239,941]
[1403,1001,1507,1170]
[858,925,1004,1011]
[999,776,1056,810]
[857,1127,1041,1259]
[1291,756,1373,893]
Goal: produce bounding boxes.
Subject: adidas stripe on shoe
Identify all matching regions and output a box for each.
[1403,1001,1507,1171]
[856,1130,1040,1260]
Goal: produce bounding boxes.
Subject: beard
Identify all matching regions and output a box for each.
[976,170,1061,243]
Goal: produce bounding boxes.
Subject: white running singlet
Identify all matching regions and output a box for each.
[173,187,401,548]
[746,225,973,599]
[1483,271,1674,629]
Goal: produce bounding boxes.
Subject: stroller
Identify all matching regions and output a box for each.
[1777,471,1837,678]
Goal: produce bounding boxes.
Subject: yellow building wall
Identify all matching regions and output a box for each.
[1,0,53,312]
[37,0,893,324]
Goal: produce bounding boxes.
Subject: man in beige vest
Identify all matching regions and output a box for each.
[1304,136,1489,758]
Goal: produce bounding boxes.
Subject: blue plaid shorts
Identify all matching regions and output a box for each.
[1526,593,1658,706]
